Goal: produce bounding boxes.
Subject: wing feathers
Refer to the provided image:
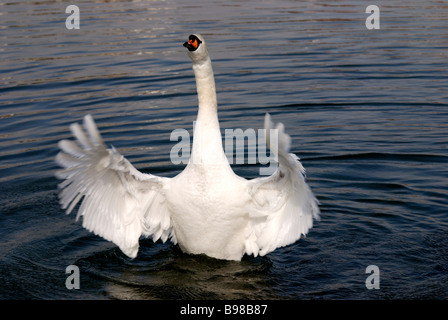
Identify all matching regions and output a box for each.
[245,113,320,257]
[55,115,173,258]
[56,114,317,260]
[84,114,104,147]
[70,122,94,150]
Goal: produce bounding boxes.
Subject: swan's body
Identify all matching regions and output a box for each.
[56,34,319,261]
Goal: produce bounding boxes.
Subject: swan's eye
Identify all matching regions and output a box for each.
[183,35,202,52]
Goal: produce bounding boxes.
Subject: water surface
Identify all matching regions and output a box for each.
[1,0,447,299]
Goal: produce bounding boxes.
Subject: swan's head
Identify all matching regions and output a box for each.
[183,34,209,63]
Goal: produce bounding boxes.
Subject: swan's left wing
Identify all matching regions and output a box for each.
[55,115,174,258]
[244,114,320,257]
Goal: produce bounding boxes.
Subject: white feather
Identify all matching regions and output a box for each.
[245,113,320,257]
[56,116,172,258]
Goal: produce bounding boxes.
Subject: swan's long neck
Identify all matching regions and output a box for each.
[193,57,217,117]
[189,56,228,166]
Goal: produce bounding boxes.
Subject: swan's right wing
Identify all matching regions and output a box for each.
[244,114,320,257]
[55,115,175,258]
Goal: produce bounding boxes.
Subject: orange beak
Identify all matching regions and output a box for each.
[188,38,199,50]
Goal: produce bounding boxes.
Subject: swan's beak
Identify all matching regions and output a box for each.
[183,35,202,52]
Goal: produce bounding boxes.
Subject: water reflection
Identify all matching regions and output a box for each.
[80,244,276,300]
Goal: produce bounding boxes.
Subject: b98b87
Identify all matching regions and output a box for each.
[224,304,267,315]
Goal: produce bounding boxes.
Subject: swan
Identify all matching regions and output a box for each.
[55,34,320,261]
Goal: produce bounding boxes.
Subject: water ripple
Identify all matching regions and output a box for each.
[1,0,448,300]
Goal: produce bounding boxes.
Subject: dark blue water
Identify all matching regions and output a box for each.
[1,0,448,300]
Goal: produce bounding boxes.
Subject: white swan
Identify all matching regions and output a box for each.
[55,34,320,261]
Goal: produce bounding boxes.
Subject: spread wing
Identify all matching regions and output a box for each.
[55,115,175,258]
[244,113,320,257]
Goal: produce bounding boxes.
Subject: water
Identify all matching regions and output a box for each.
[1,0,448,300]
